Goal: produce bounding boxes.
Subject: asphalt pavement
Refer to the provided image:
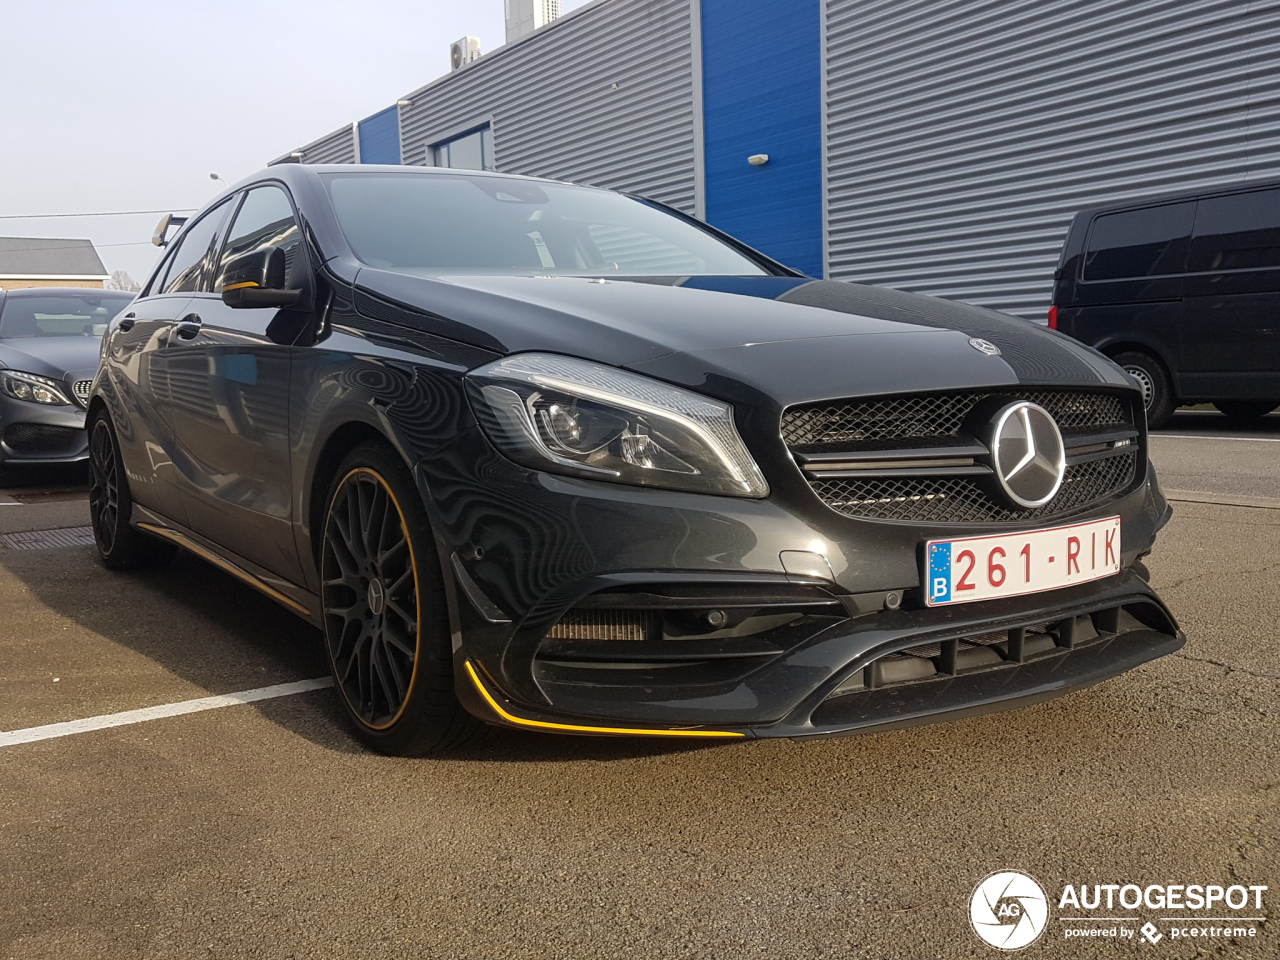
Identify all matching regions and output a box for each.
[0,415,1276,959]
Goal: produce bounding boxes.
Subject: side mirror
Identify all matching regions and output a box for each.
[219,246,302,308]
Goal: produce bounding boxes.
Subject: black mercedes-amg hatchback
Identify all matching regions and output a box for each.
[88,164,1182,754]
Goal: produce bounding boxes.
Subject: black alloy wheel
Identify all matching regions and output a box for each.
[320,442,485,755]
[1214,400,1279,420]
[87,411,176,569]
[1112,351,1176,430]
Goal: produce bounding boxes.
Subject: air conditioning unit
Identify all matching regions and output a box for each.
[450,36,481,71]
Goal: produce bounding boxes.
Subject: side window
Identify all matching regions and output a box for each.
[1082,202,1195,281]
[161,202,232,294]
[1188,189,1280,272]
[215,185,305,288]
[141,247,178,297]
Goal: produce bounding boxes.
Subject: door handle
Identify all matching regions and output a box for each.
[174,313,202,340]
[117,312,136,332]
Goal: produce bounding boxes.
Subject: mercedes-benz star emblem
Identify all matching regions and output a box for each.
[989,401,1066,508]
[969,337,1001,356]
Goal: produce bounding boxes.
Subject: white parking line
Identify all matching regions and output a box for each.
[0,677,334,748]
[1153,434,1280,442]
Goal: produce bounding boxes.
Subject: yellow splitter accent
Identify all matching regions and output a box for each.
[464,661,745,738]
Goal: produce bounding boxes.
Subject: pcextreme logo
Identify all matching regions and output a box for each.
[970,871,1050,950]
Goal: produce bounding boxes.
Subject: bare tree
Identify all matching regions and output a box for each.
[106,269,141,292]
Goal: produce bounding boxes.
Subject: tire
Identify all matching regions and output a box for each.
[320,441,486,756]
[1111,351,1177,430]
[87,410,178,570]
[1213,400,1278,420]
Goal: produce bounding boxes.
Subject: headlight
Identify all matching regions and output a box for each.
[467,354,769,498]
[0,370,72,405]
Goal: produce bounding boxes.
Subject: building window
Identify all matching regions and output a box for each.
[432,125,495,171]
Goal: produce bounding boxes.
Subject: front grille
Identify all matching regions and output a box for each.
[2,423,86,458]
[810,451,1137,524]
[782,390,1128,446]
[784,389,1139,524]
[72,380,92,408]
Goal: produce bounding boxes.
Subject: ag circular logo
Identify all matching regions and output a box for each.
[989,401,1066,508]
[970,871,1049,950]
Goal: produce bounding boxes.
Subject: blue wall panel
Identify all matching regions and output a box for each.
[358,107,401,164]
[701,0,823,277]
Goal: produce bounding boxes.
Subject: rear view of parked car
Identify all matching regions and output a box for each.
[1051,181,1280,428]
[0,288,134,480]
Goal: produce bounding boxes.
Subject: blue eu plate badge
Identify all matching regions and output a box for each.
[928,541,953,604]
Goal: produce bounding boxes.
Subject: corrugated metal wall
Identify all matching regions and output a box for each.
[825,0,1280,320]
[399,0,696,213]
[290,124,357,165]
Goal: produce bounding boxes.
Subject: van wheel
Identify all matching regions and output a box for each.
[320,441,487,756]
[1214,400,1278,420]
[1112,351,1176,429]
[88,411,178,569]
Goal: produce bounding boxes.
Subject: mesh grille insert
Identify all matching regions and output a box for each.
[783,390,1129,447]
[784,389,1138,523]
[810,451,1136,524]
[3,423,86,458]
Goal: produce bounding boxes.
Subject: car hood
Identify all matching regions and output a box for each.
[0,337,101,380]
[351,271,1131,406]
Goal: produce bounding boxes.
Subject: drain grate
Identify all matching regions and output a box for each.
[0,526,96,551]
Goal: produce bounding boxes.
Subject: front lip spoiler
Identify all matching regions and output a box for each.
[765,625,1184,739]
[461,660,748,739]
[459,623,1184,743]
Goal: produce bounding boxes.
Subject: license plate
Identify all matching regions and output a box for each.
[925,516,1120,607]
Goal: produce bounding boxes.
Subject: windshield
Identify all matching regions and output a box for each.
[0,293,134,339]
[323,172,771,277]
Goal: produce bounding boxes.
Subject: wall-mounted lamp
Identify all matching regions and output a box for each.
[747,154,769,166]
[397,99,413,107]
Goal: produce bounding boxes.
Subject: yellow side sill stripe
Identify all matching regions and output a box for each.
[464,660,745,738]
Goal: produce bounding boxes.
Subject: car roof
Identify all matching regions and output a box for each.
[230,162,572,195]
[1073,176,1280,221]
[0,287,133,297]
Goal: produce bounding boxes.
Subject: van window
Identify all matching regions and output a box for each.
[1188,188,1280,272]
[1082,202,1195,281]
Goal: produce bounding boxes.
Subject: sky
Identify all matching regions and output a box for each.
[0,0,590,285]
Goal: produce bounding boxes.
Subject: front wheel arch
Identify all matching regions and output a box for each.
[305,421,398,569]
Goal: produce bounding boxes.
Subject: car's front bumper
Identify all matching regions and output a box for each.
[453,567,1181,739]
[0,394,88,467]
[427,432,1179,739]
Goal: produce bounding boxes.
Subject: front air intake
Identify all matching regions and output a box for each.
[546,610,658,642]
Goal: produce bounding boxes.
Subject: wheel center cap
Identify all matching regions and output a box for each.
[367,579,386,616]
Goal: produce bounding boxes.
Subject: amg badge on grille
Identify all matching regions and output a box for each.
[989,401,1066,508]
